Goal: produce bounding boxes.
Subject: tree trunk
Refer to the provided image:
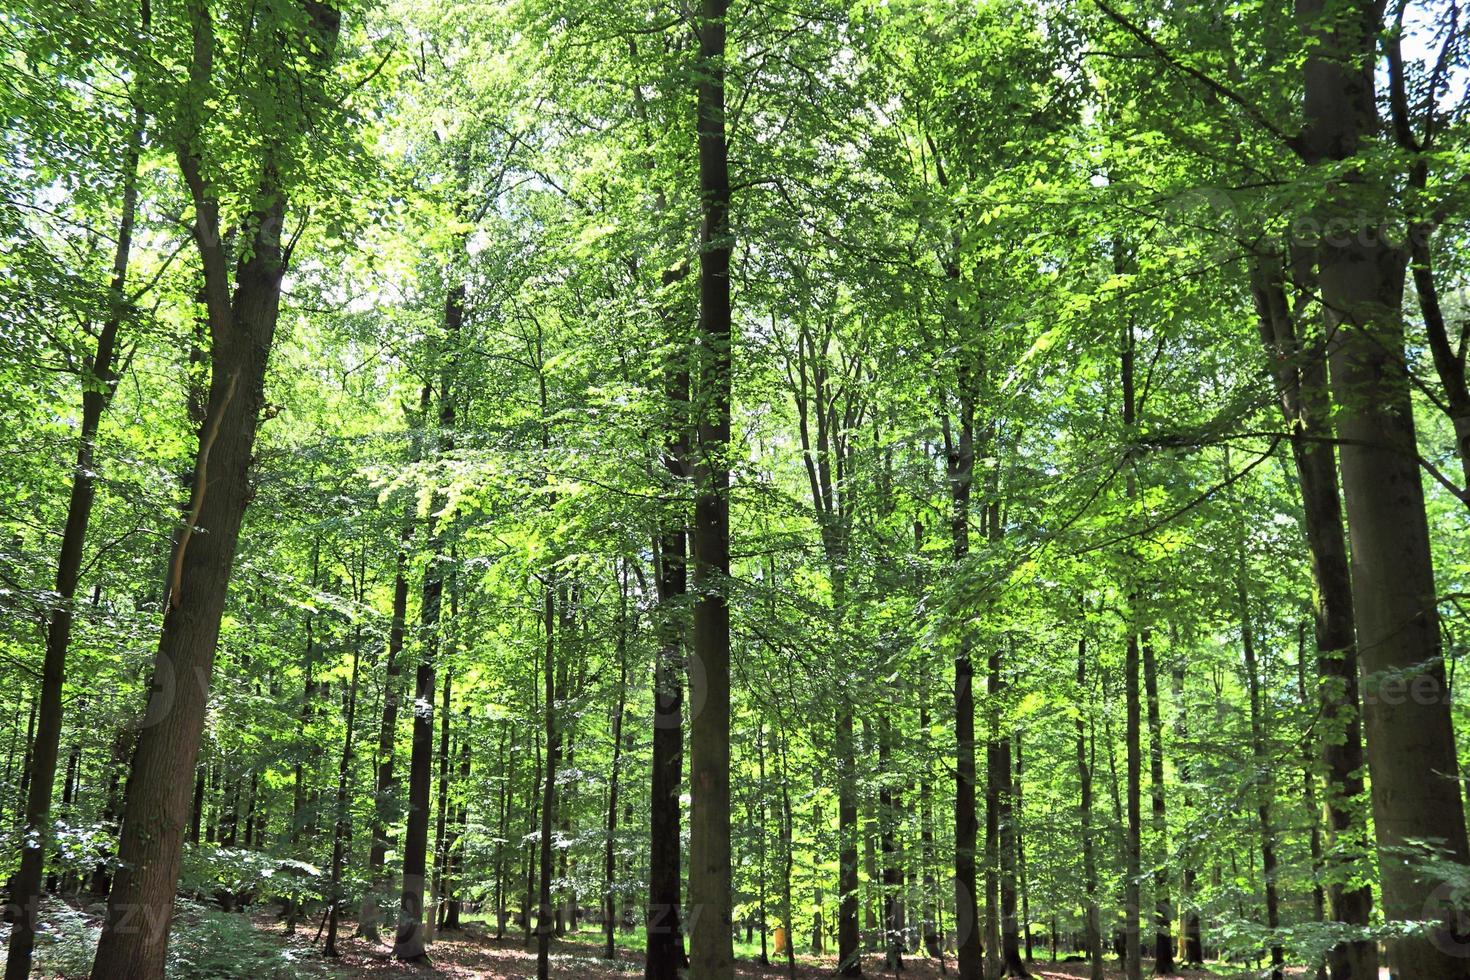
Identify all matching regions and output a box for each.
[426,671,453,943]
[537,581,559,980]
[5,67,143,979]
[394,270,461,962]
[494,724,510,937]
[1015,732,1032,965]
[1169,653,1203,967]
[90,10,340,976]
[396,268,458,957]
[687,0,734,974]
[1297,628,1329,980]
[945,365,982,980]
[1122,301,1143,980]
[880,715,903,972]
[1075,632,1105,980]
[1141,633,1173,974]
[778,722,798,980]
[1250,250,1376,979]
[645,267,690,980]
[444,727,470,930]
[837,706,862,976]
[604,568,629,960]
[992,641,1027,977]
[323,632,362,957]
[359,513,412,942]
[1236,508,1283,980]
[1298,2,1470,974]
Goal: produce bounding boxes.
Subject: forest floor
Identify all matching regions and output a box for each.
[259,918,1339,980]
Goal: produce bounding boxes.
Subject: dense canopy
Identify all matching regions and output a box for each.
[2,0,1470,978]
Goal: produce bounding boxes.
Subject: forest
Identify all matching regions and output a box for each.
[3,0,1470,978]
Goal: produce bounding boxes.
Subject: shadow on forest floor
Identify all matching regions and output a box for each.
[251,918,1363,980]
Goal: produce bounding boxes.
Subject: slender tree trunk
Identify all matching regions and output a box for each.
[427,671,453,943]
[523,691,541,946]
[1075,632,1104,980]
[984,729,1001,978]
[945,374,981,980]
[5,67,143,978]
[1121,299,1143,980]
[992,641,1027,977]
[1236,508,1283,980]
[880,715,903,972]
[1014,732,1032,965]
[814,797,826,956]
[778,722,798,980]
[91,729,131,897]
[494,724,510,937]
[1124,630,1143,980]
[444,728,470,930]
[604,570,629,960]
[324,632,361,957]
[1297,628,1329,980]
[537,582,559,980]
[687,0,734,973]
[837,706,862,975]
[1141,633,1173,974]
[758,720,771,966]
[359,514,412,942]
[1250,251,1375,979]
[1169,654,1203,967]
[915,524,940,963]
[394,268,460,961]
[645,268,690,980]
[14,697,36,830]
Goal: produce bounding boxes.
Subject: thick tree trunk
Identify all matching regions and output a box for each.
[687,0,734,974]
[1297,3,1470,973]
[91,11,340,974]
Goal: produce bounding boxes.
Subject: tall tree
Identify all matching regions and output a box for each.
[91,5,341,975]
[4,10,145,972]
[1297,2,1470,975]
[686,0,734,974]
